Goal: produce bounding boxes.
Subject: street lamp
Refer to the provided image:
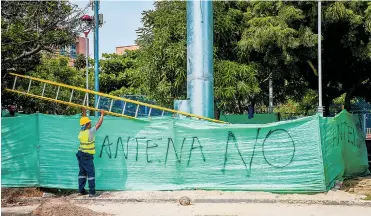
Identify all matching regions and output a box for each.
[81,2,103,117]
[80,14,94,107]
[318,1,323,116]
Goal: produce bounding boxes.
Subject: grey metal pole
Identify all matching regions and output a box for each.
[85,36,89,107]
[269,78,273,113]
[318,1,323,116]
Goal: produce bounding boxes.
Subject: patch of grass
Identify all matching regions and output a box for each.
[364,194,371,201]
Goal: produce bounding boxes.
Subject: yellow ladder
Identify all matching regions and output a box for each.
[5,72,227,124]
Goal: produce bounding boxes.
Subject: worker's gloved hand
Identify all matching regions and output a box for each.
[100,109,105,115]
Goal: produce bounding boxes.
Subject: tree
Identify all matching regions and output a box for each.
[213,1,262,117]
[1,0,87,74]
[274,89,318,119]
[74,54,93,70]
[214,61,260,115]
[238,1,371,115]
[99,51,143,96]
[321,2,371,112]
[1,0,89,110]
[136,1,261,118]
[238,2,318,108]
[136,1,187,107]
[10,55,89,114]
[135,1,371,117]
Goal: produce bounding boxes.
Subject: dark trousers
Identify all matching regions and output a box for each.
[76,151,95,194]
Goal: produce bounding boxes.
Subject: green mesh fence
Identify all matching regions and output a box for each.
[220,113,278,124]
[1,110,369,192]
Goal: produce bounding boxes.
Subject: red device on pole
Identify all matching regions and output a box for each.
[81,15,94,22]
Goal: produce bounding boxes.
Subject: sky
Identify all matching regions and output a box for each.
[72,0,155,58]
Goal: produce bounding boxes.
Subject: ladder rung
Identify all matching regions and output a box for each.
[109,99,114,112]
[148,107,152,118]
[122,102,126,115]
[69,89,74,102]
[41,83,46,97]
[12,76,17,90]
[27,79,32,93]
[95,96,100,109]
[55,86,60,100]
[86,93,89,107]
[135,104,140,118]
[83,92,87,106]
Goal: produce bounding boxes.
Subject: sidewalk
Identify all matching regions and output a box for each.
[72,190,371,206]
[2,190,371,216]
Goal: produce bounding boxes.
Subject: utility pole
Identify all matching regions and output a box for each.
[318,1,323,116]
[186,0,214,118]
[94,0,100,117]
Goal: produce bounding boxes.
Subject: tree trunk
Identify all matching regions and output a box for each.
[344,86,355,112]
[344,92,352,111]
[323,95,330,117]
[214,108,221,120]
[214,101,221,120]
[237,97,244,114]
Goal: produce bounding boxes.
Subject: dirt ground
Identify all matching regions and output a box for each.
[3,202,371,216]
[1,189,110,216]
[30,198,111,216]
[1,188,79,207]
[342,176,371,197]
[1,177,371,216]
[1,188,43,207]
[78,203,371,216]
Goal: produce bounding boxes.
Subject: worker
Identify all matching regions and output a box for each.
[76,108,105,197]
[3,105,18,117]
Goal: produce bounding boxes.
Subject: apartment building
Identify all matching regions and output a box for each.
[56,36,89,66]
[116,45,139,55]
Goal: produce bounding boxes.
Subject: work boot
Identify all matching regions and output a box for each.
[79,191,88,196]
[89,193,99,198]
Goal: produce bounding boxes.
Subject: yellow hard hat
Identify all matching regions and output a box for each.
[80,117,91,126]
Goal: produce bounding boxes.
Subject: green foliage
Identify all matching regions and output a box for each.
[134,1,370,116]
[12,55,89,114]
[1,0,87,111]
[99,51,143,97]
[320,1,371,112]
[215,61,260,114]
[3,1,370,117]
[1,0,86,73]
[364,194,371,201]
[274,89,318,118]
[237,1,371,115]
[136,1,187,107]
[136,1,261,113]
[238,2,317,107]
[213,1,248,61]
[74,54,93,70]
